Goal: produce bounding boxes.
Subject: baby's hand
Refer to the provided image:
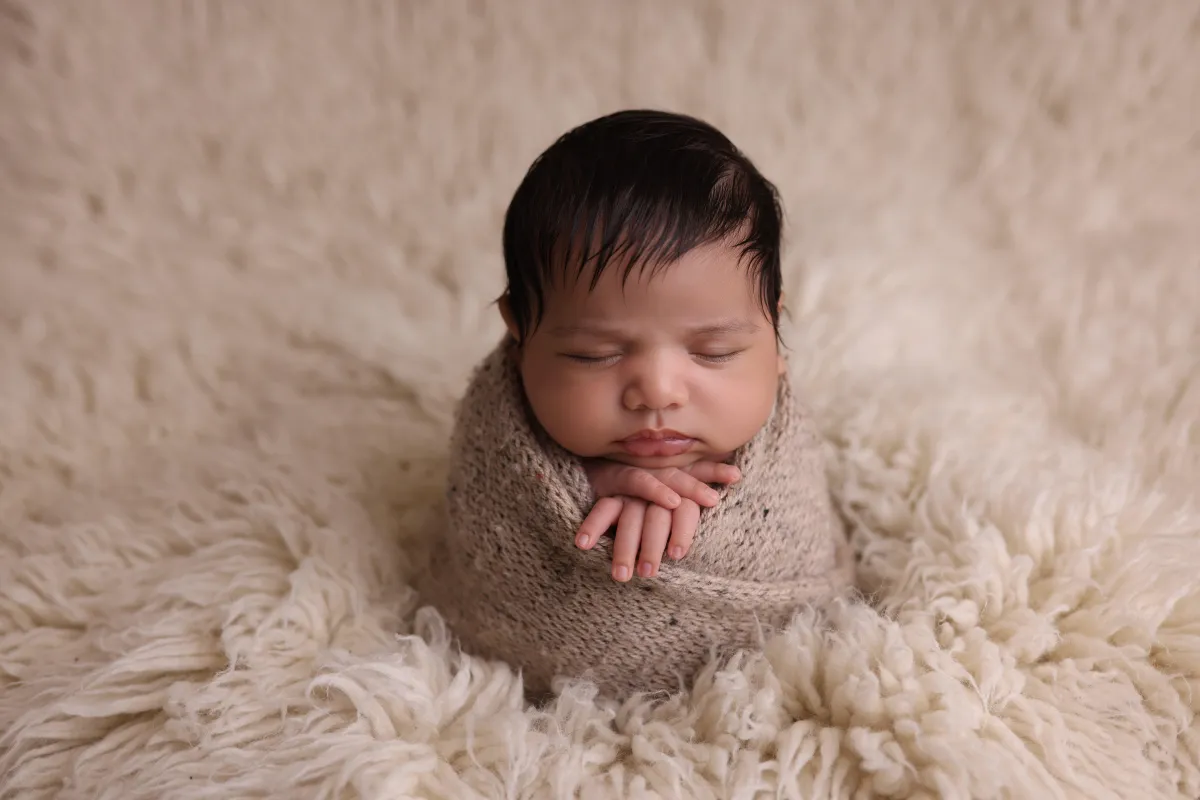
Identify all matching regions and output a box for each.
[583,460,741,511]
[576,461,741,582]
[575,496,684,582]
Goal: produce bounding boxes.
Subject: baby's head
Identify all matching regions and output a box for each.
[499,109,785,469]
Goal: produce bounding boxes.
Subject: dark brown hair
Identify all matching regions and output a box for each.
[501,109,784,342]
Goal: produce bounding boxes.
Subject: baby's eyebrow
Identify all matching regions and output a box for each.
[548,319,759,337]
[546,323,615,337]
[686,319,760,336]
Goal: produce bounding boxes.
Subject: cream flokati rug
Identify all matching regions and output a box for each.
[1,2,1199,798]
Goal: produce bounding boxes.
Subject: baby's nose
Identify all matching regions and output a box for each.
[623,368,687,411]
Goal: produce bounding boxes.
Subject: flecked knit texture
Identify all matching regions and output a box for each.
[4,4,1200,798]
[420,338,855,699]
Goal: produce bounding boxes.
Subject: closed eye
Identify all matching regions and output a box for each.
[562,353,621,365]
[694,350,744,363]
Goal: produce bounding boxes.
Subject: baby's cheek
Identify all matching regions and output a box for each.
[719,374,777,444]
[530,380,613,455]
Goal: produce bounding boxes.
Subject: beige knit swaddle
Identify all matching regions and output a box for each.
[421,338,855,699]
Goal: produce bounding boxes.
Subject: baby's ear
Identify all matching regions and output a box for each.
[776,292,786,375]
[497,293,520,340]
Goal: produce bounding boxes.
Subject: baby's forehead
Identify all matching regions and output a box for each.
[540,240,764,321]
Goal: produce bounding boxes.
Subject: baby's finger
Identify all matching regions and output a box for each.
[615,467,681,509]
[575,497,623,549]
[685,461,742,487]
[611,500,645,582]
[637,504,672,578]
[666,499,701,560]
[659,469,721,508]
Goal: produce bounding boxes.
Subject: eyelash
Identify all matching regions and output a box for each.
[564,354,621,366]
[563,351,743,365]
[696,351,741,363]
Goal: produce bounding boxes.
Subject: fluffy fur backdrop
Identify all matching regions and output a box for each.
[1,2,1198,798]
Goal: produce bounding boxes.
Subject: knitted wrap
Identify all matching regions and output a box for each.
[421,338,855,699]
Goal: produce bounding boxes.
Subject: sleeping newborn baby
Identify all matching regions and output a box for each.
[422,109,855,700]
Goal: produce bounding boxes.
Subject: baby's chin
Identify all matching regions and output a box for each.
[596,451,735,470]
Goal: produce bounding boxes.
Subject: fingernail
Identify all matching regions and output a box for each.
[576,533,589,548]
[638,561,653,578]
[667,493,681,507]
[669,546,683,560]
[705,488,720,502]
[614,565,629,581]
